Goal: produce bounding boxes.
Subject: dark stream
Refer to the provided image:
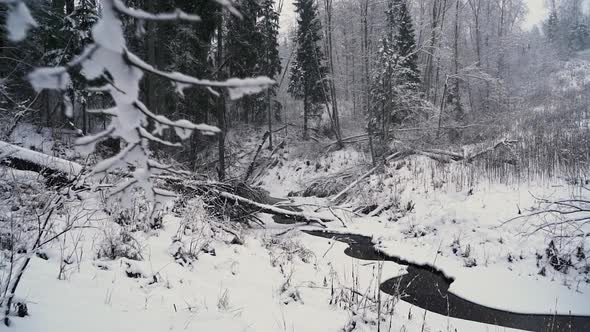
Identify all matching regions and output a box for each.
[301,229,590,332]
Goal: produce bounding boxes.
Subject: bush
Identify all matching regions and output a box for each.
[97,228,143,261]
[170,197,215,266]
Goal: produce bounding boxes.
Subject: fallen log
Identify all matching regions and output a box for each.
[215,190,331,227]
[0,141,84,186]
[166,179,333,227]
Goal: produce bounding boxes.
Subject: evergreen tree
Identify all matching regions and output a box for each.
[370,0,421,148]
[568,23,590,52]
[392,0,420,87]
[227,0,261,122]
[63,0,98,133]
[545,9,559,44]
[288,0,329,139]
[256,0,282,121]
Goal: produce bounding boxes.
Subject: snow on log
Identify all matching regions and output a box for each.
[215,190,332,227]
[0,141,83,184]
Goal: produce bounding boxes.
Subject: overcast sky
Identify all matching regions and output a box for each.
[523,0,548,30]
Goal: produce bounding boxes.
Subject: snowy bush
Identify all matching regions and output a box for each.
[170,197,214,266]
[0,168,50,289]
[262,234,314,268]
[99,188,160,231]
[97,227,143,261]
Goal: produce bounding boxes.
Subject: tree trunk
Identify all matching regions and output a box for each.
[303,92,309,140]
[267,90,273,150]
[423,0,440,100]
[82,101,88,135]
[216,14,226,181]
[145,0,158,115]
[437,76,449,138]
[325,0,343,148]
[453,0,461,117]
[361,0,375,166]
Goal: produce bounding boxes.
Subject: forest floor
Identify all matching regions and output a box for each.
[3,125,590,331]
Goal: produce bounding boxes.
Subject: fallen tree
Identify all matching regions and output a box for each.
[216,190,331,227]
[0,140,84,186]
[0,144,330,228]
[162,178,334,227]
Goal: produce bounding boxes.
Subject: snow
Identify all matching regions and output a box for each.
[0,140,83,178]
[3,124,587,330]
[260,146,367,197]
[362,171,587,313]
[3,0,589,330]
[7,208,525,332]
[5,1,37,42]
[112,0,201,22]
[28,67,71,92]
[260,153,590,317]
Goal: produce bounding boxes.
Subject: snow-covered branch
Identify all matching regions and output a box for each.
[1,0,37,42]
[112,0,201,22]
[123,51,274,100]
[4,0,274,218]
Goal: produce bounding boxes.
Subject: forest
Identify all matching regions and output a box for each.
[0,0,589,331]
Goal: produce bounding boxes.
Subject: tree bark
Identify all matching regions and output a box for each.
[145,0,158,115]
[325,0,343,148]
[216,14,226,181]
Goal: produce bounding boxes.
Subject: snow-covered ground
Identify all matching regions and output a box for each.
[9,208,525,332]
[2,131,589,331]
[262,154,590,317]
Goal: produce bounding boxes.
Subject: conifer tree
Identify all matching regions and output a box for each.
[569,23,590,52]
[257,0,282,116]
[392,0,420,88]
[227,0,261,122]
[370,0,421,149]
[64,0,98,134]
[288,0,329,140]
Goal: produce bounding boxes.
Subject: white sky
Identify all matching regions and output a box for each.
[523,0,549,30]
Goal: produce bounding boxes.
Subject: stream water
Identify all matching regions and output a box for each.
[302,230,590,332]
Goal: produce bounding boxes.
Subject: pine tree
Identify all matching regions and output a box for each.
[63,0,98,134]
[370,0,421,148]
[569,23,590,51]
[288,0,329,140]
[392,0,420,87]
[227,0,261,122]
[256,0,282,121]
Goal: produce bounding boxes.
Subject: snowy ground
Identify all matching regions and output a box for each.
[9,209,525,332]
[262,154,590,317]
[3,132,589,331]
